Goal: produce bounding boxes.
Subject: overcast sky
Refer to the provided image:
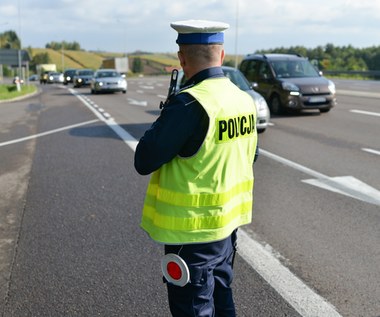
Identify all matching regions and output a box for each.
[1,0,380,55]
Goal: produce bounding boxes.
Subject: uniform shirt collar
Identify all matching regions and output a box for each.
[184,67,224,87]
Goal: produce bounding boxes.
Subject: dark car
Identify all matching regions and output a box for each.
[63,68,77,85]
[73,69,94,88]
[239,54,337,114]
[175,67,270,133]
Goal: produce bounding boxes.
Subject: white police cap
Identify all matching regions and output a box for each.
[171,20,230,45]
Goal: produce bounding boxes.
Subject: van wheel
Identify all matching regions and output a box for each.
[270,94,283,115]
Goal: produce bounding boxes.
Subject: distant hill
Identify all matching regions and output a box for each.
[28,48,241,75]
[29,48,181,75]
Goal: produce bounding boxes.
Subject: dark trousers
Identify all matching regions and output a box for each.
[164,230,237,317]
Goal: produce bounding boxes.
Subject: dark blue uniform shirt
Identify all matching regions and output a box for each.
[134,67,258,175]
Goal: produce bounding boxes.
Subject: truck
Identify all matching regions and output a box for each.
[37,64,57,84]
[100,57,129,74]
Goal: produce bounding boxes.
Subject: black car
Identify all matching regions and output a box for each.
[239,54,337,114]
[73,69,94,88]
[63,68,77,85]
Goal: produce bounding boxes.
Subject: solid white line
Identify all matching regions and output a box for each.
[338,90,380,99]
[362,148,380,156]
[70,91,342,317]
[0,119,99,147]
[238,230,342,317]
[350,109,380,117]
[260,149,327,179]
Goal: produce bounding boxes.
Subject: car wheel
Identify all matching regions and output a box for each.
[269,94,283,115]
[257,128,266,134]
[122,90,126,94]
[320,108,331,113]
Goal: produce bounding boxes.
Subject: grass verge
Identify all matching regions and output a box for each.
[0,84,38,101]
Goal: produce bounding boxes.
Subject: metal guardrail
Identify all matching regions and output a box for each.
[324,70,380,79]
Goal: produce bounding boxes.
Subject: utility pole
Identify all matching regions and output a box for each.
[17,0,22,91]
[234,0,239,69]
[61,42,65,71]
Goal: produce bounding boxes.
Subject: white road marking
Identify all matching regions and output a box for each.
[362,148,380,156]
[0,119,99,147]
[69,90,115,121]
[238,230,342,317]
[338,90,380,99]
[303,176,380,206]
[350,109,380,117]
[127,98,147,107]
[260,149,380,206]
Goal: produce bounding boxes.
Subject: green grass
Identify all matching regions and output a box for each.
[0,84,37,101]
[137,54,180,67]
[30,48,104,71]
[62,50,104,70]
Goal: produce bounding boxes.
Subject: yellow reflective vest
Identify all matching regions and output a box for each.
[141,77,258,244]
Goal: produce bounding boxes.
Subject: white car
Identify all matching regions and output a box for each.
[47,72,64,84]
[175,67,270,133]
[90,69,127,94]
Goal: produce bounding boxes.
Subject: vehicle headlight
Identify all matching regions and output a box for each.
[49,76,53,80]
[282,81,300,92]
[66,76,71,81]
[328,80,336,94]
[97,81,103,87]
[255,95,268,112]
[78,78,82,82]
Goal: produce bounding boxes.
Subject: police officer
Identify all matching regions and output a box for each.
[134,20,258,317]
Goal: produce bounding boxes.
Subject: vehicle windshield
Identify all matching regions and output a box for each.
[78,70,94,76]
[271,60,319,78]
[223,69,251,90]
[96,71,120,78]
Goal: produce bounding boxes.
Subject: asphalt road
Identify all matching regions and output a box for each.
[0,78,379,317]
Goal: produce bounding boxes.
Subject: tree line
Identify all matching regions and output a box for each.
[45,41,81,51]
[255,44,380,71]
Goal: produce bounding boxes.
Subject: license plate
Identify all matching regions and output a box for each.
[309,96,326,103]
